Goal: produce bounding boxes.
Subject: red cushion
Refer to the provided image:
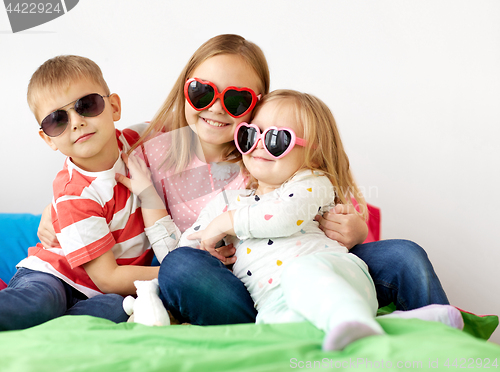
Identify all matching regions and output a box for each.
[350,198,381,243]
[364,203,381,243]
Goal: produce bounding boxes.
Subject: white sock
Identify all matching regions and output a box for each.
[381,304,463,330]
[322,321,382,351]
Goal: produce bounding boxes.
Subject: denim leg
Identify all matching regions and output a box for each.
[0,268,68,331]
[350,239,449,310]
[158,247,257,325]
[65,293,129,323]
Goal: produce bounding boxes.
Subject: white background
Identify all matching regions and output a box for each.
[0,0,499,343]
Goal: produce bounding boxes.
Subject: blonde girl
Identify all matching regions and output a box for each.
[184,90,462,350]
[242,90,367,212]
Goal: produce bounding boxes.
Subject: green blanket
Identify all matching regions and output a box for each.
[1,314,499,372]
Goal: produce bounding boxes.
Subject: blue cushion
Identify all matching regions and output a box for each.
[0,214,41,285]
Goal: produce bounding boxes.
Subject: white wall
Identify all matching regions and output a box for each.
[1,0,499,343]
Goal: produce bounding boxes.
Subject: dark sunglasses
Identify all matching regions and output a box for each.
[184,78,260,118]
[39,93,109,137]
[234,122,308,159]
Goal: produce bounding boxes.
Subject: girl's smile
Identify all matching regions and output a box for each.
[248,149,275,162]
[201,117,230,128]
[184,54,262,162]
[251,156,273,162]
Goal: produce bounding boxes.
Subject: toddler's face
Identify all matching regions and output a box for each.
[185,54,262,153]
[242,100,306,193]
[37,79,121,171]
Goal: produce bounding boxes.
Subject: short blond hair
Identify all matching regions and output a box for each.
[246,89,368,219]
[27,55,110,121]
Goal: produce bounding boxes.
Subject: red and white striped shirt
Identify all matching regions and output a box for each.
[17,129,153,298]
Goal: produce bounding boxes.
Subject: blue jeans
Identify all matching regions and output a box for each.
[158,247,257,325]
[350,239,449,310]
[158,240,449,325]
[0,268,129,331]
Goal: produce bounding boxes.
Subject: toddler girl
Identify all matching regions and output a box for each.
[183,90,463,349]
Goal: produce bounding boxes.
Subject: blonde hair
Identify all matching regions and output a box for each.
[246,89,368,219]
[27,55,110,121]
[132,34,270,173]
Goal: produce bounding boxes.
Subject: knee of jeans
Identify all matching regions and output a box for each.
[387,240,437,284]
[102,293,126,305]
[86,293,129,323]
[158,247,216,287]
[159,247,195,277]
[389,239,430,267]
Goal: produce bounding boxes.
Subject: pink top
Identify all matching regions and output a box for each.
[136,130,248,233]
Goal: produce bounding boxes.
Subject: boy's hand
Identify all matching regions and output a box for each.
[38,203,59,248]
[315,204,368,250]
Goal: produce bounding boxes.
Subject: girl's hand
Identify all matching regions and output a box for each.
[116,152,167,226]
[315,204,368,250]
[216,243,236,264]
[115,153,153,196]
[38,203,59,248]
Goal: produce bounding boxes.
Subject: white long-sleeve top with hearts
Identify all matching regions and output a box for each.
[179,170,349,310]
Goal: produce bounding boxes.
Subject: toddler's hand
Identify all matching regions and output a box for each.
[187,228,230,263]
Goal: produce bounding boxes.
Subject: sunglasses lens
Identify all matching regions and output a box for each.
[237,126,258,153]
[187,80,215,110]
[224,90,253,117]
[41,110,69,137]
[40,94,105,137]
[75,93,105,117]
[265,129,292,157]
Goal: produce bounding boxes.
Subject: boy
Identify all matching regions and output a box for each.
[0,55,179,331]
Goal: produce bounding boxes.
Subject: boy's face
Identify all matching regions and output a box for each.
[37,79,121,172]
